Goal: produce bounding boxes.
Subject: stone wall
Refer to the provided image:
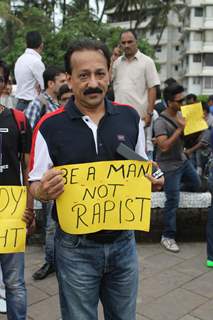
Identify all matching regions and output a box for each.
[29,192,212,244]
[136,192,211,242]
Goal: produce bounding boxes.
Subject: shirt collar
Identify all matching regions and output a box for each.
[65,96,120,120]
[121,49,140,61]
[43,91,60,108]
[25,48,42,59]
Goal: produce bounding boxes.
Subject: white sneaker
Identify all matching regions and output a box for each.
[0,297,7,314]
[161,236,180,253]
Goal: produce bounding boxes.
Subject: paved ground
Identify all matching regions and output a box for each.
[0,241,212,320]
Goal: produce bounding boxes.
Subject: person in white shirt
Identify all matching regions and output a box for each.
[14,31,45,111]
[112,30,160,127]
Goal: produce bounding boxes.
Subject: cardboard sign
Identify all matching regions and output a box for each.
[0,186,26,253]
[181,102,208,135]
[56,160,152,234]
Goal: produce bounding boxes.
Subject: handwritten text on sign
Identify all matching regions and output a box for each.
[56,160,152,234]
[0,186,26,253]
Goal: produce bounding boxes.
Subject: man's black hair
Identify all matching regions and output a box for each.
[186,93,197,104]
[120,29,137,40]
[164,77,177,87]
[64,39,111,75]
[208,95,213,102]
[163,83,184,106]
[26,31,42,49]
[0,59,10,83]
[58,84,72,100]
[43,66,65,90]
[202,102,210,114]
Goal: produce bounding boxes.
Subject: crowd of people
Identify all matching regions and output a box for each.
[0,28,212,319]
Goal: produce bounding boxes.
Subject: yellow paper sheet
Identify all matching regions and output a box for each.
[56,160,152,234]
[181,102,208,135]
[0,186,26,253]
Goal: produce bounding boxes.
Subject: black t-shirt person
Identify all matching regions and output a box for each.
[0,107,32,185]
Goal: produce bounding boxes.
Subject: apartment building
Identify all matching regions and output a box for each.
[106,0,213,95]
[181,0,213,95]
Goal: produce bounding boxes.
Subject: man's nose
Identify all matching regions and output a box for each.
[88,75,98,87]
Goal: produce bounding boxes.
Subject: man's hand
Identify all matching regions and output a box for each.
[31,168,64,202]
[184,148,192,158]
[143,113,152,127]
[35,81,41,95]
[22,208,35,228]
[176,114,186,131]
[145,161,164,191]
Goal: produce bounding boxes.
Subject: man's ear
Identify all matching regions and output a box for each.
[48,80,55,89]
[66,73,71,81]
[66,73,73,89]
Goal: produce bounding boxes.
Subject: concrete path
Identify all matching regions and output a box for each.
[0,241,212,320]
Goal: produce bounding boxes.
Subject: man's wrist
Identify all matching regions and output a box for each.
[35,185,49,203]
[176,127,183,135]
[147,111,153,117]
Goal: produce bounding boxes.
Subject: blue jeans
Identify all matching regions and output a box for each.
[0,253,26,320]
[16,100,30,111]
[163,160,201,239]
[55,228,138,320]
[44,201,55,265]
[207,167,213,261]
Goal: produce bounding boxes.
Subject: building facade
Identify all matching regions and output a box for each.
[181,0,213,95]
[106,0,213,95]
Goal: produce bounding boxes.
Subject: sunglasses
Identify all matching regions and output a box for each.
[172,98,185,104]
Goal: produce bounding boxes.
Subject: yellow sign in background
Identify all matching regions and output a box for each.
[181,102,208,135]
[0,186,26,253]
[56,160,152,234]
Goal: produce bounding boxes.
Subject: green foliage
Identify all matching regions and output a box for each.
[0,2,158,73]
[138,38,155,59]
[198,95,208,103]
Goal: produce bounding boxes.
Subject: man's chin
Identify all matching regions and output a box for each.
[76,96,103,109]
[87,94,104,103]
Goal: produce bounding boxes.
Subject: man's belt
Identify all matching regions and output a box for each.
[83,230,124,243]
[18,99,31,103]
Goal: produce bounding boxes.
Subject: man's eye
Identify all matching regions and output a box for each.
[97,72,105,77]
[79,74,87,80]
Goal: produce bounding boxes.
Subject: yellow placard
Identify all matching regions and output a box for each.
[181,102,208,135]
[56,160,152,234]
[0,186,27,253]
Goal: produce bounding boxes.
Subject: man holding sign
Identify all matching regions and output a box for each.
[154,83,201,253]
[29,39,164,320]
[0,59,34,320]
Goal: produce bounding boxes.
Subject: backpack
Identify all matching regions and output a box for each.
[11,108,27,167]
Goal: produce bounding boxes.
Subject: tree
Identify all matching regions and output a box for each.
[0,1,23,56]
[0,6,54,68]
[147,0,185,48]
[102,0,186,46]
[0,1,158,75]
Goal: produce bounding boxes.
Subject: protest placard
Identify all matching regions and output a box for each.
[56,160,152,234]
[181,102,208,135]
[0,186,26,253]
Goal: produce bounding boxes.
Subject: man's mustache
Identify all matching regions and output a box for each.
[84,87,103,95]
